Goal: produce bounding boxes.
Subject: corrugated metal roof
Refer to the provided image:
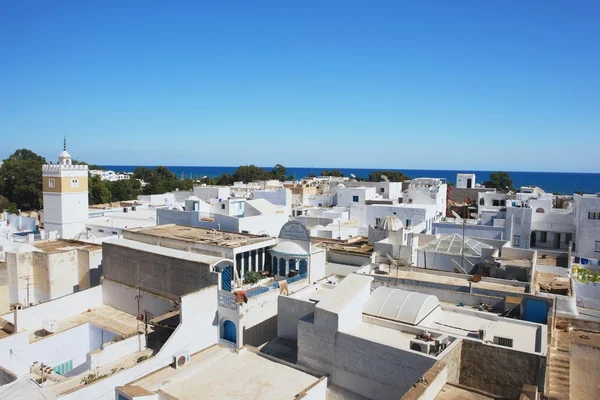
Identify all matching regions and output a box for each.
[325,262,365,277]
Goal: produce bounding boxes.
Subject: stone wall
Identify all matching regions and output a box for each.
[459,339,545,399]
[103,242,216,297]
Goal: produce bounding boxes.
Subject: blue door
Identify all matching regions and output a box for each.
[523,298,548,324]
[272,256,278,275]
[223,320,236,343]
[279,258,286,277]
[299,259,307,275]
[221,266,232,291]
[289,259,296,271]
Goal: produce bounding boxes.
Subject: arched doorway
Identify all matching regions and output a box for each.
[221,266,232,291]
[530,232,536,248]
[222,320,236,343]
[272,256,278,276]
[299,259,307,275]
[279,258,286,277]
[289,259,296,272]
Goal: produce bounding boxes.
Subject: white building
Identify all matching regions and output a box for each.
[457,173,476,189]
[89,170,131,182]
[42,149,89,239]
[157,194,291,237]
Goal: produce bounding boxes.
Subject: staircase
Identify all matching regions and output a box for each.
[547,347,570,400]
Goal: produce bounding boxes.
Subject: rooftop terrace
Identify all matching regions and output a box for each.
[31,239,100,254]
[124,345,322,399]
[127,224,274,248]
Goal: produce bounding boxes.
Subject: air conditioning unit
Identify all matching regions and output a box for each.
[173,350,191,369]
[410,339,435,355]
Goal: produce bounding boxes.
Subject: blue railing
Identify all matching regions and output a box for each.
[286,274,307,285]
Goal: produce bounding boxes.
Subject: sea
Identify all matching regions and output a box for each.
[101,166,600,195]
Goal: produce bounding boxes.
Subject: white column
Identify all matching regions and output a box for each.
[253,251,258,272]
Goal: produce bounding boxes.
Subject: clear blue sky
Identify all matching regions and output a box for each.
[1,1,599,172]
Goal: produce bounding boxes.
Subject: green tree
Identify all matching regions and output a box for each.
[233,165,271,183]
[368,170,410,182]
[217,174,235,186]
[271,164,287,181]
[88,175,111,205]
[108,179,141,202]
[132,167,154,182]
[0,149,46,210]
[483,171,516,192]
[320,169,344,177]
[8,149,46,162]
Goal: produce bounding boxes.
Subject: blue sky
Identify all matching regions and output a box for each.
[1,1,599,172]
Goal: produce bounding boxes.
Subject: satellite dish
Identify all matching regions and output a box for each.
[470,213,478,219]
[350,173,356,179]
[381,175,389,182]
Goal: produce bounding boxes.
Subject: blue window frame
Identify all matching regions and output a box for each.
[352,195,359,202]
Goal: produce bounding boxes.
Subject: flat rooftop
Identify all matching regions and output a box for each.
[127,224,274,248]
[105,237,226,265]
[498,257,532,268]
[29,304,143,343]
[127,345,321,399]
[370,265,527,294]
[32,239,100,253]
[435,384,494,400]
[537,252,569,268]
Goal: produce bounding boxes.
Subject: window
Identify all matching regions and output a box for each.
[221,204,226,210]
[493,336,513,348]
[500,199,506,206]
[352,195,359,203]
[71,179,79,188]
[375,218,381,226]
[98,229,104,233]
[380,188,385,193]
[111,231,118,235]
[565,233,573,244]
[49,179,55,188]
[398,198,403,203]
[540,231,547,243]
[513,235,521,247]
[479,198,485,206]
[595,241,600,252]
[589,212,600,220]
[515,217,521,225]
[535,208,545,214]
[406,219,412,227]
[492,199,500,207]
[118,395,129,400]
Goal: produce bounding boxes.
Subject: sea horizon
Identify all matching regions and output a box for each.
[101,165,600,195]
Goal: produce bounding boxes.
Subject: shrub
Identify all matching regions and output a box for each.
[243,271,262,285]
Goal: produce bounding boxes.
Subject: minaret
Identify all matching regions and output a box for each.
[42,138,89,239]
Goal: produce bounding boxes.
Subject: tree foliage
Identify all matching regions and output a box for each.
[0,149,46,210]
[133,166,192,195]
[320,169,344,177]
[368,170,410,182]
[271,164,287,181]
[483,171,516,193]
[88,175,112,205]
[233,165,271,183]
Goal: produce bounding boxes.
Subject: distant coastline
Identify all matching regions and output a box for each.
[101,165,600,195]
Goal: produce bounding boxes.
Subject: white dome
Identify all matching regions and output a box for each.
[337,183,345,188]
[378,215,403,231]
[364,287,440,326]
[271,241,308,257]
[59,150,72,159]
